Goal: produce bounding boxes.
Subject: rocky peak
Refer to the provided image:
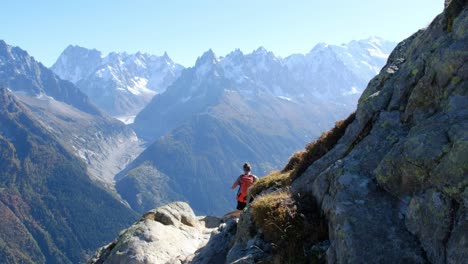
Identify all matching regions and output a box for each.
[0,40,12,57]
[0,40,28,60]
[0,40,102,115]
[252,46,268,55]
[194,49,219,80]
[62,44,102,58]
[195,49,218,67]
[162,51,172,62]
[52,45,102,83]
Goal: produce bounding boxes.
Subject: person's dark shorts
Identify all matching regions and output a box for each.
[236,201,247,210]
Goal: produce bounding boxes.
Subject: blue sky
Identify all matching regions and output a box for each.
[1,0,443,67]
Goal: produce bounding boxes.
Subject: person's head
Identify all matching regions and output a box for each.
[243,162,251,174]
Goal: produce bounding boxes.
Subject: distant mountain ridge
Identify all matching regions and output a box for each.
[51,46,184,118]
[0,40,101,116]
[133,37,395,142]
[285,36,396,100]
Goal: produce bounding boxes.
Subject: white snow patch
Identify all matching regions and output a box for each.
[116,115,136,124]
[277,96,293,101]
[127,77,156,96]
[77,149,88,162]
[36,92,56,101]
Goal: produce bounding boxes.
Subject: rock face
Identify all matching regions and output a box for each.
[290,1,467,263]
[87,202,236,264]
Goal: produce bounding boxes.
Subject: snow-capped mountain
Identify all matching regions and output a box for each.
[51,45,102,84]
[134,37,396,142]
[284,36,396,100]
[0,40,101,116]
[51,46,184,119]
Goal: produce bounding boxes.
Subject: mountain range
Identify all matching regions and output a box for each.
[51,46,183,119]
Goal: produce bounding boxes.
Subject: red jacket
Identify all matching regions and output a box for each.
[233,174,258,202]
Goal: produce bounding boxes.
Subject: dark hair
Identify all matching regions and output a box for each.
[243,162,251,171]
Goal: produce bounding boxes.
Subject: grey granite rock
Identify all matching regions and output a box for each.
[291,2,467,263]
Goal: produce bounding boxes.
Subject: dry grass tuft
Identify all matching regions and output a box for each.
[281,151,305,173]
[250,190,294,242]
[250,190,328,263]
[283,112,356,180]
[248,171,291,198]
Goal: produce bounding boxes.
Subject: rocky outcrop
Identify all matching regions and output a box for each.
[289,1,467,263]
[87,202,236,264]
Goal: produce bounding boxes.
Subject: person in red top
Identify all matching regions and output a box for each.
[231,162,258,211]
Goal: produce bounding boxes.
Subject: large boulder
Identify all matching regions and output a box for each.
[87,202,224,264]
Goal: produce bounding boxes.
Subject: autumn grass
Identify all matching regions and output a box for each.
[249,171,291,198]
[250,190,293,242]
[250,190,328,263]
[283,112,356,180]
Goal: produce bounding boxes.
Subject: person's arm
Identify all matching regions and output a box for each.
[231,177,240,189]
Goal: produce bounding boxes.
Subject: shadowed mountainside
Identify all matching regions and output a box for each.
[0,87,138,263]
